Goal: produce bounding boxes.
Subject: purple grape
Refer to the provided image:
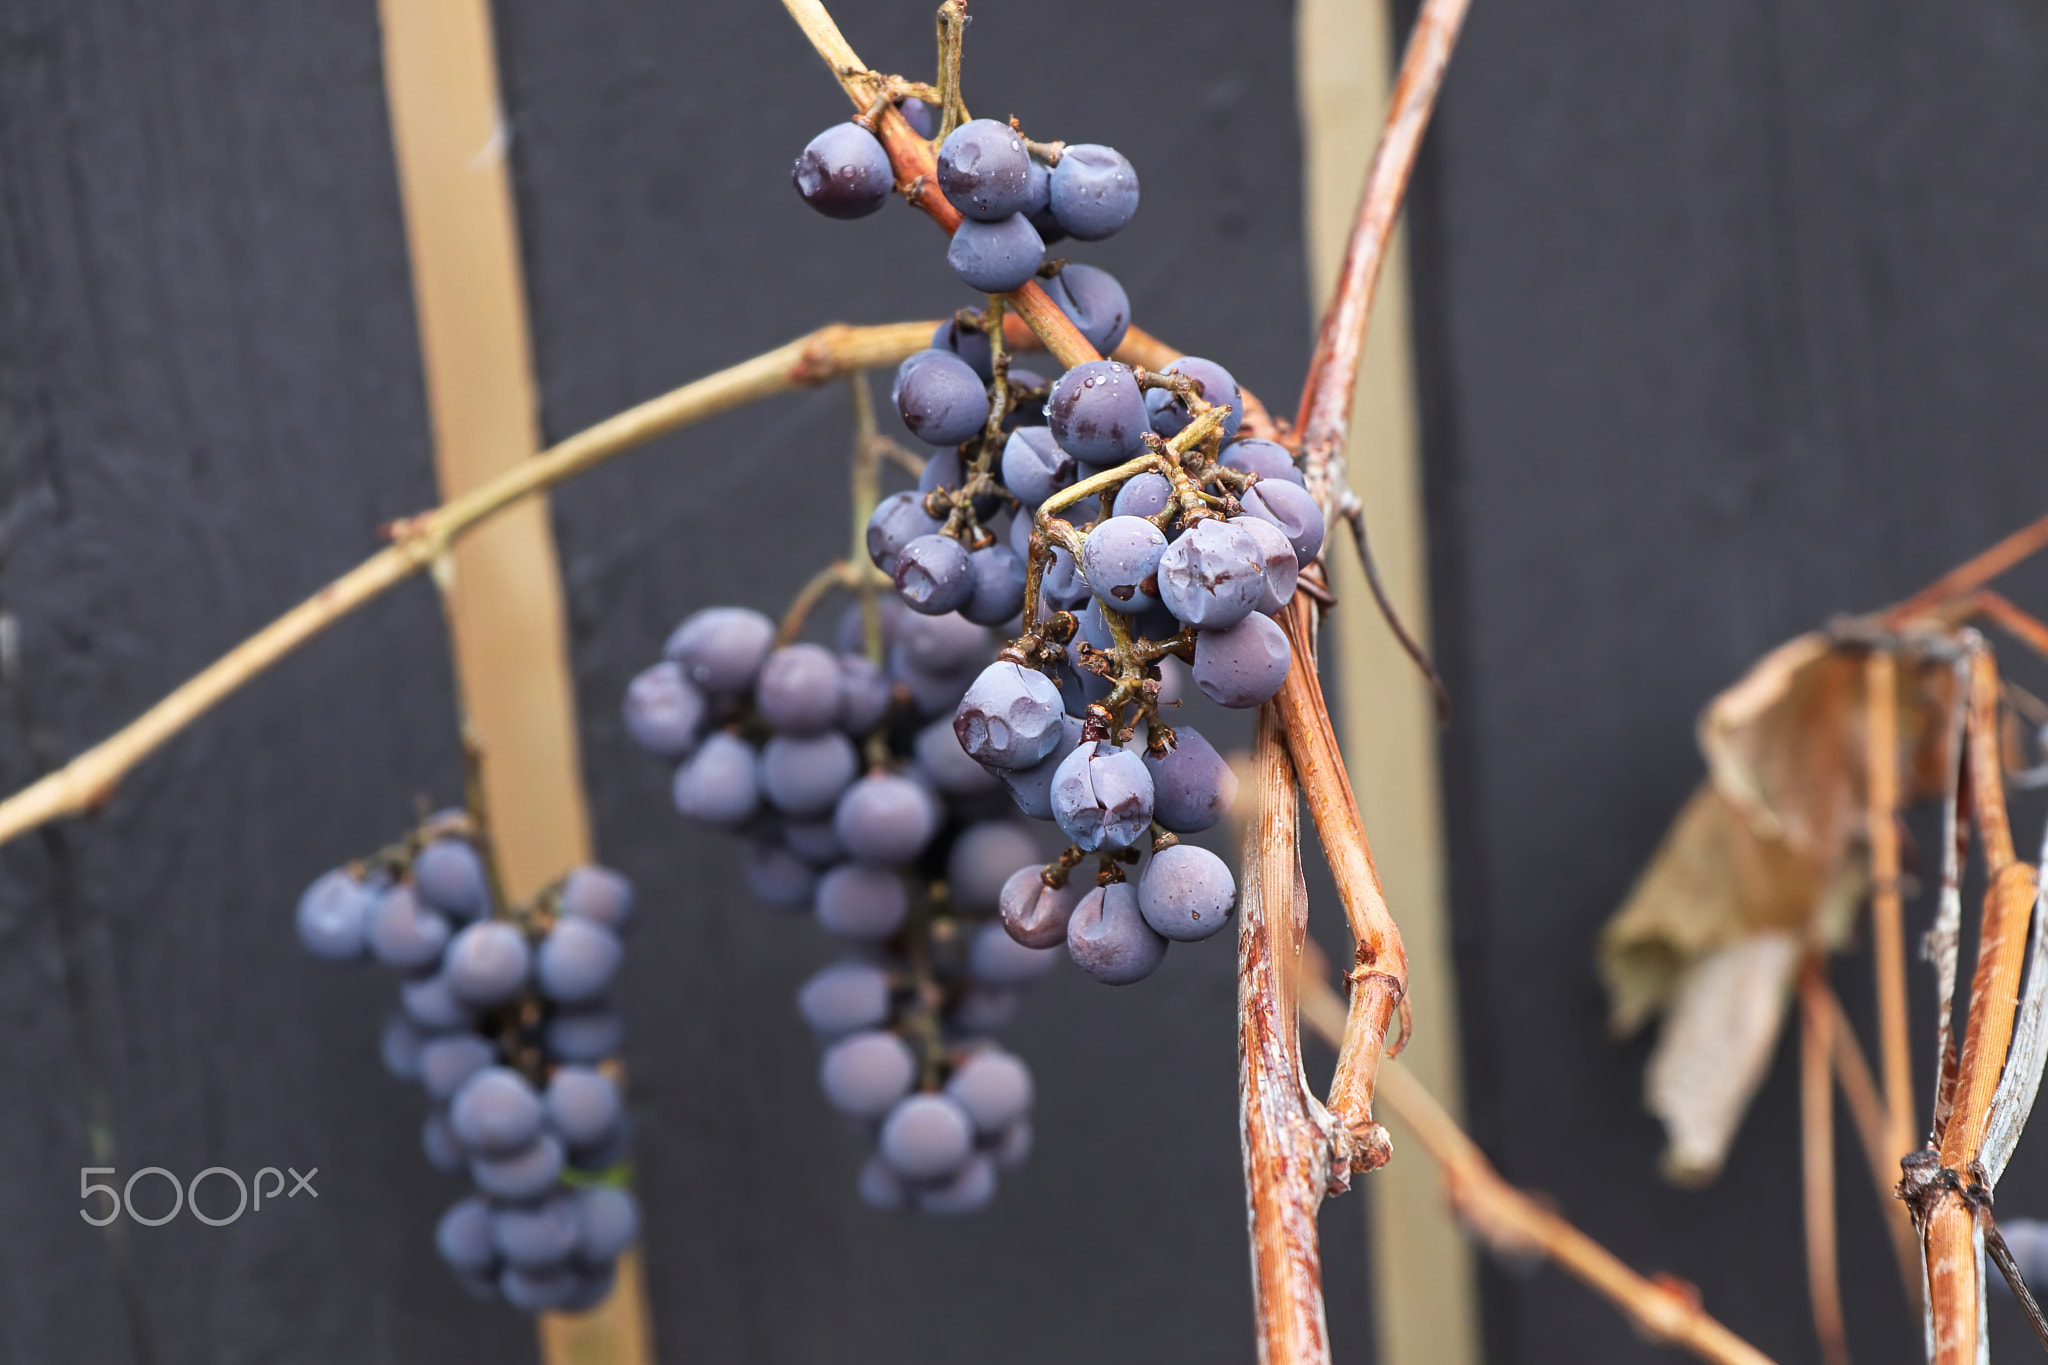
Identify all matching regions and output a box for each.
[894,533,975,615]
[936,118,1032,222]
[560,865,634,932]
[997,713,1085,819]
[471,1133,566,1201]
[544,1065,620,1148]
[1001,427,1077,508]
[995,1119,1033,1170]
[915,1154,998,1216]
[838,653,893,733]
[568,1112,633,1172]
[562,1264,617,1313]
[1025,156,1064,244]
[833,773,940,864]
[1004,367,1050,425]
[1232,515,1299,614]
[948,822,1042,911]
[499,1264,576,1312]
[296,869,376,962]
[442,920,531,1006]
[952,661,1064,770]
[543,1008,624,1064]
[880,1093,976,1180]
[1157,518,1265,629]
[1042,263,1131,353]
[1080,514,1167,610]
[743,841,818,908]
[896,609,988,674]
[382,1012,423,1080]
[1050,740,1155,851]
[792,123,892,220]
[783,819,845,866]
[402,972,473,1030]
[969,920,1062,984]
[837,590,908,655]
[890,647,977,717]
[423,1109,467,1172]
[963,544,1027,626]
[420,1034,495,1102]
[451,1066,544,1154]
[368,884,450,972]
[1049,144,1139,240]
[797,961,892,1037]
[1144,356,1242,442]
[914,716,1001,796]
[897,96,939,138]
[1192,611,1292,708]
[950,985,1020,1034]
[622,661,704,760]
[1137,843,1237,942]
[1145,726,1237,833]
[1112,471,1172,518]
[575,1186,640,1262]
[1067,882,1168,984]
[1239,479,1327,562]
[437,1197,497,1273]
[537,918,623,1004]
[1048,361,1148,465]
[414,839,491,920]
[671,731,760,825]
[1040,540,1093,610]
[931,316,993,381]
[493,1193,581,1270]
[755,643,843,734]
[814,863,908,939]
[945,1047,1033,1133]
[893,349,987,446]
[665,607,775,694]
[947,212,1044,292]
[998,865,1082,948]
[820,1029,917,1119]
[859,1155,909,1211]
[1220,438,1304,487]
[759,731,859,816]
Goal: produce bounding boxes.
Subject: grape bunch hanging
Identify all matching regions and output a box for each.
[293,814,641,1311]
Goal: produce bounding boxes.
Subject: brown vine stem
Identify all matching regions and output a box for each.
[1882,509,2048,626]
[1291,950,1778,1365]
[1863,650,1917,1203]
[0,321,933,851]
[1796,961,1851,1365]
[779,0,1101,371]
[1822,985,1924,1304]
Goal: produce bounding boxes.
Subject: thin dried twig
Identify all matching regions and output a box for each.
[1883,511,2048,627]
[1821,987,1925,1307]
[1797,961,1852,1365]
[1864,650,1916,1173]
[0,321,933,850]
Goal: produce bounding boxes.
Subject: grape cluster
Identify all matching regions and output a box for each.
[624,599,1057,1215]
[294,817,639,1311]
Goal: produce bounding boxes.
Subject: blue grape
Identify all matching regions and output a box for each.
[537,918,623,1004]
[936,118,1032,221]
[1220,438,1304,487]
[560,865,634,932]
[994,1119,1033,1170]
[743,841,818,908]
[868,492,944,581]
[759,731,859,816]
[1049,144,1139,240]
[443,920,531,1006]
[963,544,1027,626]
[949,985,1019,1034]
[931,316,992,381]
[820,1029,917,1119]
[837,652,893,733]
[997,713,1085,819]
[952,661,1064,770]
[1001,427,1076,508]
[1050,740,1155,851]
[1156,518,1265,630]
[671,731,760,826]
[1040,541,1093,610]
[792,123,892,220]
[897,96,938,138]
[451,1066,545,1154]
[1144,356,1241,441]
[755,644,844,734]
[665,606,775,695]
[915,1154,998,1216]
[382,1012,423,1080]
[1229,514,1299,615]
[859,1155,908,1211]
[947,213,1044,291]
[969,920,1062,985]
[436,1197,497,1273]
[894,533,975,615]
[623,660,707,759]
[1137,843,1237,942]
[296,869,376,962]
[945,1047,1033,1133]
[575,1186,640,1262]
[947,821,1042,911]
[422,1109,467,1172]
[1144,726,1237,833]
[544,1066,621,1149]
[543,1007,624,1064]
[1192,611,1292,708]
[1239,479,1327,563]
[1080,514,1167,610]
[567,1112,633,1171]
[889,646,976,718]
[797,960,892,1037]
[814,863,908,939]
[414,839,491,920]
[920,448,1003,520]
[1112,471,1172,518]
[420,1033,495,1101]
[368,884,450,972]
[492,1193,581,1269]
[562,1264,617,1313]
[471,1133,566,1201]
[895,608,987,674]
[914,716,1001,796]
[1067,882,1168,984]
[499,1264,576,1312]
[893,349,987,446]
[783,819,845,866]
[1048,361,1148,465]
[402,972,474,1030]
[1042,263,1131,353]
[879,1093,976,1180]
[833,773,939,864]
[998,865,1082,948]
[1024,157,1063,244]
